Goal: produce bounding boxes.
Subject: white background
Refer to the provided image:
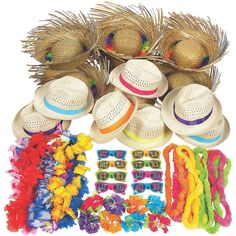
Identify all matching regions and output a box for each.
[0,0,236,235]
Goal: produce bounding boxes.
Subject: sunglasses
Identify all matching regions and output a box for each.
[97,150,127,160]
[95,182,127,194]
[131,160,161,169]
[96,171,127,182]
[132,182,163,194]
[132,170,163,182]
[97,160,127,170]
[132,150,160,159]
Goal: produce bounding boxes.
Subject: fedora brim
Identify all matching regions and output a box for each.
[109,63,168,98]
[90,95,138,144]
[177,116,230,148]
[117,127,173,149]
[12,103,71,139]
[161,87,222,135]
[34,80,94,120]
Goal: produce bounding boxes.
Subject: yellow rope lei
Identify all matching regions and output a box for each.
[176,145,203,229]
[48,133,92,222]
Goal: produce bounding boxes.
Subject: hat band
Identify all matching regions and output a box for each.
[23,121,63,136]
[44,96,85,115]
[119,74,158,96]
[189,134,222,144]
[100,103,135,134]
[123,128,166,144]
[173,104,213,126]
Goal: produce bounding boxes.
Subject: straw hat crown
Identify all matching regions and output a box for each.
[92,90,134,129]
[44,76,89,110]
[175,85,214,121]
[126,106,167,138]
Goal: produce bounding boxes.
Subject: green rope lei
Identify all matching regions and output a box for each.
[193,148,214,231]
[207,157,231,234]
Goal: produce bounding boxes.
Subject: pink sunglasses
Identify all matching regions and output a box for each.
[95,182,127,195]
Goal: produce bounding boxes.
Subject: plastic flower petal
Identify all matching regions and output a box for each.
[121,212,146,232]
[125,195,148,214]
[79,212,100,234]
[100,211,122,233]
[103,194,126,216]
[145,195,165,214]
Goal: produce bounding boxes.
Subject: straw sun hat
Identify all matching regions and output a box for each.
[34,76,94,120]
[109,59,168,98]
[12,102,71,139]
[159,12,229,72]
[161,84,222,136]
[23,11,96,70]
[118,105,173,149]
[90,90,138,144]
[178,116,230,148]
[91,2,164,62]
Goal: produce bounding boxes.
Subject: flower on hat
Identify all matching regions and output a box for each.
[125,195,148,214]
[100,211,122,233]
[121,212,146,232]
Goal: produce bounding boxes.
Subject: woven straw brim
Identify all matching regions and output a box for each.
[90,95,138,144]
[177,116,230,148]
[22,11,96,70]
[12,103,71,139]
[34,80,94,120]
[161,87,222,136]
[117,127,173,149]
[159,12,229,72]
[109,63,168,98]
[91,2,164,60]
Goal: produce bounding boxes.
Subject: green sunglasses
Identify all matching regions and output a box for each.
[132,160,161,169]
[96,171,127,182]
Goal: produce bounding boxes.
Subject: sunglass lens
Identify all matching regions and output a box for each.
[114,172,126,181]
[114,150,126,159]
[149,160,161,169]
[95,182,108,192]
[97,150,109,158]
[132,150,144,159]
[150,182,163,192]
[132,171,145,180]
[97,172,109,181]
[133,183,145,193]
[114,161,126,169]
[98,161,109,169]
[113,183,127,193]
[150,171,163,181]
[148,150,160,158]
[132,160,144,169]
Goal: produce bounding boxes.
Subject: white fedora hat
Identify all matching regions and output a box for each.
[178,116,230,148]
[161,84,222,135]
[117,105,173,149]
[34,76,94,120]
[90,90,138,144]
[109,59,168,98]
[12,102,71,139]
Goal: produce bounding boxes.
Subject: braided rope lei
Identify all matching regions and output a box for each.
[208,150,232,229]
[163,144,188,221]
[193,147,214,230]
[176,145,203,229]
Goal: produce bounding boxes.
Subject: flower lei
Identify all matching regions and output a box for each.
[78,194,170,234]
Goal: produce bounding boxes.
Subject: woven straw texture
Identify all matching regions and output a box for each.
[90,2,164,61]
[22,11,96,70]
[158,12,229,72]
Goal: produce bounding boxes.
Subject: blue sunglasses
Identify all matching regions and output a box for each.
[132,182,163,194]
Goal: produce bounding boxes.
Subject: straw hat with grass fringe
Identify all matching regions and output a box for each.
[22,11,96,70]
[156,63,221,92]
[90,2,164,66]
[158,12,229,72]
[29,58,110,102]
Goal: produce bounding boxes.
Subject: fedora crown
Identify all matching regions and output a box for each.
[45,76,89,110]
[92,91,133,129]
[175,84,214,121]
